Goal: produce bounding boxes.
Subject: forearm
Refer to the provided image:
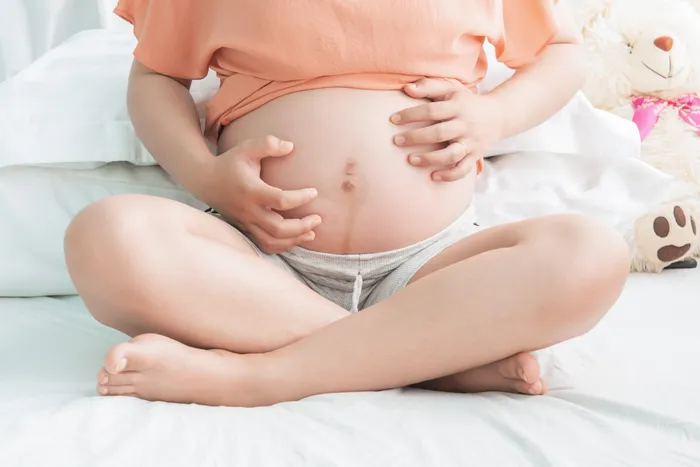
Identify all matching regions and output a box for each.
[127,60,213,198]
[486,43,587,139]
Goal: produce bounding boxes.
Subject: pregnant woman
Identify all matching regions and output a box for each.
[65,0,629,407]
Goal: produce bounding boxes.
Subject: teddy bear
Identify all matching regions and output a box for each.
[573,0,700,272]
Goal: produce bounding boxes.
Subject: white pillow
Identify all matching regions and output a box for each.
[0,0,106,81]
[0,163,205,297]
[478,43,641,160]
[0,29,219,169]
[0,0,132,81]
[1,28,641,170]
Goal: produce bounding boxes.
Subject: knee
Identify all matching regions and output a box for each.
[532,214,630,332]
[65,194,162,271]
[64,195,173,324]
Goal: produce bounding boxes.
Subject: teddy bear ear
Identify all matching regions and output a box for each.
[571,0,614,31]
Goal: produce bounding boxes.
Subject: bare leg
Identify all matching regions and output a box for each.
[67,197,629,406]
[69,194,550,399]
[65,194,349,354]
[258,214,628,405]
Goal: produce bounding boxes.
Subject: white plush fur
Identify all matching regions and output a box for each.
[575,0,700,272]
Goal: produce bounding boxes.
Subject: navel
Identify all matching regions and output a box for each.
[341,180,356,192]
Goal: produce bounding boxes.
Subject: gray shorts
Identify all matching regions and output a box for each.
[221,208,481,312]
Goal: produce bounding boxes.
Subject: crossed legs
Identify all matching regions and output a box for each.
[65,195,629,407]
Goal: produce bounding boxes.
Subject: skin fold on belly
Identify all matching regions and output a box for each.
[218,88,475,254]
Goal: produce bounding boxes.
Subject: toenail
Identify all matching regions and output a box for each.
[99,387,109,396]
[518,369,529,383]
[529,381,543,395]
[115,358,127,373]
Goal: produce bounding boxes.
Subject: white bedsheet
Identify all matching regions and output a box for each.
[0,267,699,466]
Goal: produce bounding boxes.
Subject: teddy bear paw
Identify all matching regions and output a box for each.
[632,205,698,272]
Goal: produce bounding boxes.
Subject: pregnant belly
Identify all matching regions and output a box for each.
[218,88,475,254]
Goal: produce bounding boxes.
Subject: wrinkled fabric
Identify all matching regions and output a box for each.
[2,268,700,466]
[632,93,700,141]
[114,0,573,139]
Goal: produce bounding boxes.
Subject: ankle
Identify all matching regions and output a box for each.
[244,352,302,406]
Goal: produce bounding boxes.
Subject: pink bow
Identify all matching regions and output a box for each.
[632,93,700,141]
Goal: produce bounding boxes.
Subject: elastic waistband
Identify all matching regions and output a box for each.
[281,206,477,274]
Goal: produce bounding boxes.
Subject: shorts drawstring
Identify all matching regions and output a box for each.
[350,272,363,313]
[270,206,480,312]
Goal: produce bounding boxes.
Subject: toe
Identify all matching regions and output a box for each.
[511,379,546,396]
[97,383,135,397]
[104,343,132,375]
[526,380,545,395]
[498,353,540,384]
[97,368,110,385]
[104,335,162,375]
[100,370,139,387]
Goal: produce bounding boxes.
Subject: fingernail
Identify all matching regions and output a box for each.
[409,155,421,165]
[280,141,294,152]
[303,232,315,242]
[312,217,322,228]
[308,188,318,197]
[433,174,443,181]
[99,387,109,395]
[391,114,402,123]
[394,136,406,146]
[101,376,109,385]
[115,358,127,373]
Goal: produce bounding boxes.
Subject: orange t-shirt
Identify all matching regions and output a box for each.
[115,0,567,140]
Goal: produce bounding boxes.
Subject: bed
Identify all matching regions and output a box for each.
[0,266,698,466]
[2,3,700,465]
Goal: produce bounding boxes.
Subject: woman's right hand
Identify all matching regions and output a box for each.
[197,136,321,254]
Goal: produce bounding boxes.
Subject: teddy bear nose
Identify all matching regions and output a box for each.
[653,36,674,52]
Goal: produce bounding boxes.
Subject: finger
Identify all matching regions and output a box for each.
[255,208,322,239]
[257,184,318,211]
[432,153,482,182]
[395,120,467,147]
[248,224,315,254]
[236,135,295,161]
[408,141,471,167]
[404,78,463,100]
[390,101,458,125]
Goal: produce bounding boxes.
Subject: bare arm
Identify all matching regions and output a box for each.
[486,4,586,139]
[125,59,319,252]
[126,59,212,200]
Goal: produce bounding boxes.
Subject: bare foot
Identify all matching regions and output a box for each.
[417,353,547,395]
[96,334,275,407]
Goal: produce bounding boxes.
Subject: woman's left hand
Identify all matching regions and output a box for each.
[391,78,503,182]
